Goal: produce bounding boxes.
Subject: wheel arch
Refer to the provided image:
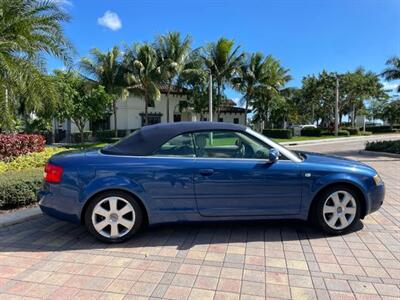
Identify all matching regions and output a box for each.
[80,188,149,226]
[307,181,367,220]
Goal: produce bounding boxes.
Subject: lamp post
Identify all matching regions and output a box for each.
[208,72,213,122]
[335,76,339,136]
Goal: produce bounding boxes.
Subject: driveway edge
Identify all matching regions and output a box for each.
[0,207,42,228]
[360,150,400,158]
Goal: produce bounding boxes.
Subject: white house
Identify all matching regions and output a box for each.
[59,86,247,139]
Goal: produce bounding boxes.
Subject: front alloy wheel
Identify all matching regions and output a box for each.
[314,186,360,234]
[85,191,143,243]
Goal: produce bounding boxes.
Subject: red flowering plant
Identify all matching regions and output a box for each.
[0,134,45,161]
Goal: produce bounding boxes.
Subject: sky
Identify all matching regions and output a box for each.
[51,0,400,101]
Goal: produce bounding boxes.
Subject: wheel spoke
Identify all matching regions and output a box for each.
[119,218,134,229]
[342,194,353,206]
[118,204,133,217]
[108,197,118,213]
[330,192,341,207]
[327,215,339,227]
[94,206,109,217]
[345,207,356,215]
[94,220,108,232]
[110,223,119,237]
[339,215,349,227]
[324,206,336,214]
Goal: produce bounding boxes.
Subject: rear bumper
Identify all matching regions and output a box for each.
[366,183,385,215]
[38,190,81,224]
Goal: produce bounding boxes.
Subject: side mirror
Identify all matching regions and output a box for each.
[269,148,279,163]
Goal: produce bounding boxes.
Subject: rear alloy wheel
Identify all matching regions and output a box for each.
[85,191,143,243]
[314,186,360,235]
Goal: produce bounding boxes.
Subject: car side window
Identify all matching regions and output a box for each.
[153,133,195,157]
[193,131,272,159]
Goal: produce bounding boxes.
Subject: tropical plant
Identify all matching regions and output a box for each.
[251,56,291,129]
[0,0,73,131]
[232,53,284,125]
[201,38,244,118]
[80,47,125,137]
[53,70,112,143]
[382,57,400,92]
[123,43,163,125]
[155,32,194,122]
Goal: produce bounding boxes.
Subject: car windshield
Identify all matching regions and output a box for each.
[245,128,303,162]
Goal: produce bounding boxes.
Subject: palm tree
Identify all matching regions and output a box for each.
[201,38,244,119]
[155,32,192,122]
[382,56,400,92]
[232,52,275,125]
[123,43,163,126]
[252,56,291,129]
[0,0,73,131]
[80,47,125,137]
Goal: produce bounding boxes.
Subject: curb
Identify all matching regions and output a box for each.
[281,134,400,146]
[360,150,400,158]
[0,207,42,228]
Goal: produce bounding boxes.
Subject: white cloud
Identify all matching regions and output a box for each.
[97,11,122,31]
[382,81,399,92]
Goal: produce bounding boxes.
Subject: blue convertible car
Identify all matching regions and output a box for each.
[38,122,384,242]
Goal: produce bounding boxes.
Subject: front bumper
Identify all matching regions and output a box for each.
[366,183,385,215]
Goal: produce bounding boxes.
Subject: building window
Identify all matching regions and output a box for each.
[218,118,223,122]
[148,100,155,108]
[90,115,111,131]
[233,118,239,124]
[140,113,162,126]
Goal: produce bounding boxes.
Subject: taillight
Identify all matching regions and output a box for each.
[44,163,63,183]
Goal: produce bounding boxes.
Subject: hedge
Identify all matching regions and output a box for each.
[366,140,400,154]
[71,131,92,143]
[342,128,359,135]
[0,147,68,173]
[322,130,350,136]
[0,168,43,209]
[364,126,394,133]
[301,128,322,137]
[0,134,45,161]
[95,129,133,140]
[262,129,292,139]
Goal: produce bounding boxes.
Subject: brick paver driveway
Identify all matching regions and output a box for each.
[0,140,399,299]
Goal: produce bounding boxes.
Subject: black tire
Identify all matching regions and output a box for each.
[84,190,144,243]
[312,185,361,235]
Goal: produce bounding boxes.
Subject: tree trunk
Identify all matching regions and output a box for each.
[113,100,118,137]
[244,95,249,126]
[351,103,356,128]
[80,129,84,144]
[166,82,171,123]
[217,83,222,121]
[144,94,148,126]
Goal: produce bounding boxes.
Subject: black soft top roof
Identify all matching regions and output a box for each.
[102,122,246,156]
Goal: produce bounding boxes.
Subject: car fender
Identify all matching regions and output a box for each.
[79,175,154,221]
[303,172,370,217]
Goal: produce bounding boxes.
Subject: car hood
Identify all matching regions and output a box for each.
[297,151,376,173]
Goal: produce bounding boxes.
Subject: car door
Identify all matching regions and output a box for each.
[193,130,302,217]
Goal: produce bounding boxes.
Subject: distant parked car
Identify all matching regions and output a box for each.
[289,124,317,129]
[39,122,384,243]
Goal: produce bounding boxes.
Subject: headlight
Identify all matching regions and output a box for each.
[373,174,383,185]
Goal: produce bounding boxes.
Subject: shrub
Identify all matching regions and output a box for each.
[95,129,133,140]
[342,127,359,135]
[0,147,68,173]
[338,130,350,136]
[71,131,92,143]
[366,140,400,154]
[0,134,45,161]
[262,129,292,139]
[301,128,322,137]
[393,125,400,129]
[364,126,394,133]
[0,168,43,209]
